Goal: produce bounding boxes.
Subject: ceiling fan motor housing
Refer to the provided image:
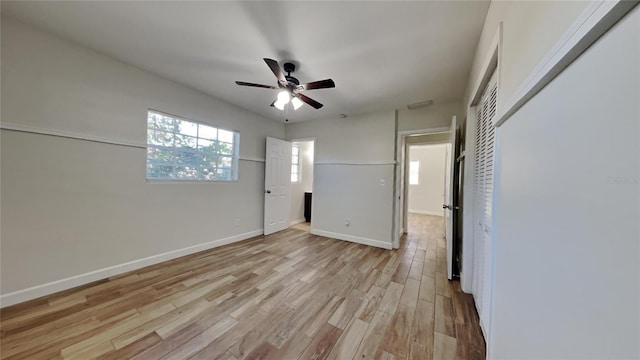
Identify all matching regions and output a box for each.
[283,62,296,74]
[283,62,299,86]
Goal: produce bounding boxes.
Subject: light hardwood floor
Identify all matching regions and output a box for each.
[0,214,484,359]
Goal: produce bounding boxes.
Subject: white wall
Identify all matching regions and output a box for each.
[398,101,461,131]
[286,111,396,249]
[286,112,395,164]
[490,7,639,358]
[462,0,591,303]
[464,1,591,108]
[290,141,313,224]
[405,132,450,144]
[407,144,447,216]
[0,17,285,303]
[463,2,640,358]
[462,0,602,311]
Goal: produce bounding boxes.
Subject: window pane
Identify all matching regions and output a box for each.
[218,129,234,143]
[201,166,217,180]
[148,130,174,146]
[151,115,176,132]
[199,124,217,140]
[291,146,300,183]
[198,138,214,151]
[147,147,173,163]
[219,156,232,168]
[147,164,174,178]
[175,166,199,179]
[147,112,160,128]
[199,153,218,167]
[175,151,200,165]
[219,142,233,155]
[174,134,197,150]
[176,119,198,137]
[216,168,231,180]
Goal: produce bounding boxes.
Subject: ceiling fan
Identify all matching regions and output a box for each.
[235,58,335,110]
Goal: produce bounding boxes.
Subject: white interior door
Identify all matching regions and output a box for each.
[445,116,457,280]
[264,137,292,235]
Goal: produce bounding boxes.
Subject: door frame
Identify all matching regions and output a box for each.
[462,24,501,346]
[445,116,457,280]
[394,126,451,249]
[289,137,316,231]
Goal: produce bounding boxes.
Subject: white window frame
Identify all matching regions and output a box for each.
[146,110,240,182]
[291,145,301,183]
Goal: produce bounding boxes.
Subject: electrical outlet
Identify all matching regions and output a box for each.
[234,218,240,226]
[380,179,385,186]
[345,219,350,227]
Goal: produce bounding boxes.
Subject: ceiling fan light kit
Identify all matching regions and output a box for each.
[235,58,335,113]
[291,97,303,110]
[274,90,290,110]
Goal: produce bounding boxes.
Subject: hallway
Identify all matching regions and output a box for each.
[398,213,485,359]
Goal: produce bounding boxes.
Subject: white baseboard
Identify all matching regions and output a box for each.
[0,229,263,308]
[408,209,444,217]
[310,229,392,250]
[289,218,306,226]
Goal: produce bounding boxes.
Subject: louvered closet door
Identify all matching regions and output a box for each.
[473,69,497,331]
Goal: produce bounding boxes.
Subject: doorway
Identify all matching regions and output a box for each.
[395,124,464,279]
[398,131,450,240]
[289,139,314,232]
[406,143,449,218]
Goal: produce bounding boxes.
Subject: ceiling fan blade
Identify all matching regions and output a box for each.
[235,81,277,89]
[296,93,324,109]
[263,58,287,85]
[300,79,336,90]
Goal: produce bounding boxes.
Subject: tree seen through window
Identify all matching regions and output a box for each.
[146,111,239,181]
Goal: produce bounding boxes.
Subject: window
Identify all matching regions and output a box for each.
[291,145,300,183]
[146,110,239,181]
[409,160,420,185]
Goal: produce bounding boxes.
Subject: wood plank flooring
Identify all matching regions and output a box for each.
[0,214,485,359]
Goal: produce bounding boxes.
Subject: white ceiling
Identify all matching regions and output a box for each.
[1,1,490,123]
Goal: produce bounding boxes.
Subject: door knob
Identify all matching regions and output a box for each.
[443,204,450,209]
[265,190,271,194]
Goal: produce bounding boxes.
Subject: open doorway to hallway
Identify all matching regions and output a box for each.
[406,142,449,274]
[289,139,314,233]
[407,143,449,219]
[399,132,450,238]
[396,124,465,280]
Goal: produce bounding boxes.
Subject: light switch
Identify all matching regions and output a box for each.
[379,179,385,186]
